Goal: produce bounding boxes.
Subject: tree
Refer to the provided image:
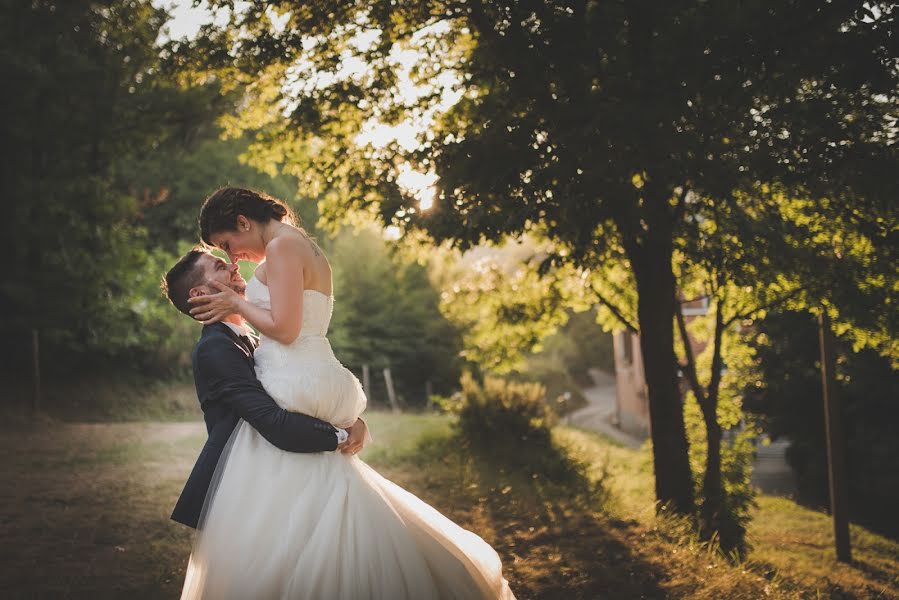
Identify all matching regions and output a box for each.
[325,227,464,404]
[0,0,237,374]
[671,182,896,551]
[190,0,897,518]
[124,128,303,253]
[3,0,158,364]
[435,238,590,373]
[744,311,899,540]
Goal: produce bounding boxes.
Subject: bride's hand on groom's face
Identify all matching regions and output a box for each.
[188,280,243,325]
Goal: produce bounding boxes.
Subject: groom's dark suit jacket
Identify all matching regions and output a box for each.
[171,322,339,529]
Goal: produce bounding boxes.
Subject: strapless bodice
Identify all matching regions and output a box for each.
[245,276,333,338]
[244,275,365,426]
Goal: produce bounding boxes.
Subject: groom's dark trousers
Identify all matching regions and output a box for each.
[171,322,339,529]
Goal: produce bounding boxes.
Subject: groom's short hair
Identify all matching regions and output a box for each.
[162,248,211,315]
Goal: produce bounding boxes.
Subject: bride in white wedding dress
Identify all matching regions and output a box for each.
[181,187,515,599]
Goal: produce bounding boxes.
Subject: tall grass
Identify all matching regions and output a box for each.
[4,374,199,424]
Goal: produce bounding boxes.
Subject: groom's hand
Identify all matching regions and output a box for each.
[338,418,369,455]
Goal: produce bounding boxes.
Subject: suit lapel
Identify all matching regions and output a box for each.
[206,322,254,356]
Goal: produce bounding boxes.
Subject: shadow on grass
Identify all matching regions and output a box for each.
[745,552,899,600]
[849,558,899,597]
[0,423,199,599]
[398,430,668,600]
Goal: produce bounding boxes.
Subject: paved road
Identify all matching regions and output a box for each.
[750,436,797,497]
[566,369,643,449]
[567,369,797,496]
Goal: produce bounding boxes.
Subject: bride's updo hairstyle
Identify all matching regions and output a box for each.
[199,187,294,245]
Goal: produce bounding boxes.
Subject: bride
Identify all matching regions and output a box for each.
[181,187,515,599]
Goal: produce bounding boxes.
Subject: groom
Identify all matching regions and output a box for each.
[162,247,369,528]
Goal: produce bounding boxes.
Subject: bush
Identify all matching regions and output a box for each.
[509,366,588,416]
[452,372,612,510]
[454,372,556,449]
[509,308,613,416]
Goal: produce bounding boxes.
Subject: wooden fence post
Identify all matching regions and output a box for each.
[362,364,371,403]
[383,368,400,414]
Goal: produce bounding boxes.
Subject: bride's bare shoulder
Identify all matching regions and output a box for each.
[267,227,326,260]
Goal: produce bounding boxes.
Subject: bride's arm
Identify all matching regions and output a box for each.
[239,238,305,344]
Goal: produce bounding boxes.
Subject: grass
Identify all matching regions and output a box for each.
[358,411,454,466]
[0,422,204,599]
[555,427,899,599]
[746,496,899,598]
[0,410,896,599]
[6,376,201,424]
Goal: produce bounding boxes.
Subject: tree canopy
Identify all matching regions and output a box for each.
[185,0,897,520]
[1,0,218,367]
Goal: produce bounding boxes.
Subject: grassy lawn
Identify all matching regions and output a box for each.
[557,428,899,599]
[747,496,899,598]
[0,412,895,599]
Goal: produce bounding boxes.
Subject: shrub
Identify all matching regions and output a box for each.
[454,371,557,449]
[453,372,609,508]
[508,366,588,416]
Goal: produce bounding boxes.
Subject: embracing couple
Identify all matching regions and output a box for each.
[162,187,515,599]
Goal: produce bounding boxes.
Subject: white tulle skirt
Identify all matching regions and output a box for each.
[180,421,516,599]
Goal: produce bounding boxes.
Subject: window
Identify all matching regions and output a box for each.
[681,296,710,316]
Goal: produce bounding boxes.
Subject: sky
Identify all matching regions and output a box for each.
[154,1,224,41]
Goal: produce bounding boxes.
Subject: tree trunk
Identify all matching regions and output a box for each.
[701,302,727,540]
[701,415,723,533]
[677,292,730,543]
[631,240,696,515]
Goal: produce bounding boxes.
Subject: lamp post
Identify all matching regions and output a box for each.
[818,310,851,563]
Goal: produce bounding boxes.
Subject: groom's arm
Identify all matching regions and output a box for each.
[196,338,339,453]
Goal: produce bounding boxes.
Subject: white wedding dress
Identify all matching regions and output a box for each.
[180,277,515,599]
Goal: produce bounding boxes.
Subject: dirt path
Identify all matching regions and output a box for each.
[1,418,889,599]
[0,422,205,599]
[0,419,668,599]
[0,417,684,599]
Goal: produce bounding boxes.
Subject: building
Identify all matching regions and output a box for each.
[612,330,650,438]
[612,297,710,439]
